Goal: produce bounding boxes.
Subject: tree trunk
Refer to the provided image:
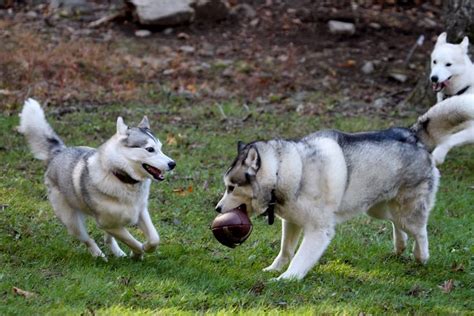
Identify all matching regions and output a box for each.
[404,0,474,109]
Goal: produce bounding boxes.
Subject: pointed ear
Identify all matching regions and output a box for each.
[435,32,447,47]
[244,146,260,176]
[237,141,246,153]
[116,117,128,135]
[460,36,469,53]
[138,116,150,129]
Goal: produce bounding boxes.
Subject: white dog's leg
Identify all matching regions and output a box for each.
[137,208,160,253]
[432,127,474,165]
[263,220,301,272]
[49,187,105,259]
[392,222,408,255]
[276,226,335,281]
[104,233,127,257]
[105,227,144,259]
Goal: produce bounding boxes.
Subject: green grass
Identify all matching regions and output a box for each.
[1,96,473,315]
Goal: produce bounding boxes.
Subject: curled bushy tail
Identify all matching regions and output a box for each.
[18,98,65,161]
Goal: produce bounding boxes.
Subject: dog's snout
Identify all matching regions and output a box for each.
[431,75,438,83]
[215,206,222,213]
[168,161,176,170]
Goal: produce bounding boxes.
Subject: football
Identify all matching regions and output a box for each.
[211,205,253,248]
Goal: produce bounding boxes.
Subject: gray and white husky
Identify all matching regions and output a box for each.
[19,99,176,260]
[216,127,439,280]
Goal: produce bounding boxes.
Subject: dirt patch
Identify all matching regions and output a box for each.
[0,1,442,116]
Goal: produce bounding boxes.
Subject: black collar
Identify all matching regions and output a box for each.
[443,85,470,100]
[261,189,276,225]
[113,170,140,185]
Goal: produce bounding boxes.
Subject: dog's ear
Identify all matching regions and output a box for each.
[237,141,246,153]
[435,32,447,47]
[116,117,128,135]
[138,116,150,129]
[244,146,260,176]
[460,36,469,53]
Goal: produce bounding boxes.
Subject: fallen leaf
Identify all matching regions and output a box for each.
[172,186,193,196]
[12,287,37,298]
[451,262,465,272]
[438,279,454,293]
[166,134,177,146]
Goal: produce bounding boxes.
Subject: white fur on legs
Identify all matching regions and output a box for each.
[137,208,160,253]
[49,186,105,259]
[264,220,301,272]
[410,226,429,264]
[392,222,408,255]
[105,233,127,257]
[432,126,474,165]
[276,226,335,281]
[104,227,144,259]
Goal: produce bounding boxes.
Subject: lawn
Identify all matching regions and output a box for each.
[0,94,473,315]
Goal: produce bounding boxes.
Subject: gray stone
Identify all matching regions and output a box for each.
[230,3,256,19]
[373,97,388,109]
[328,20,355,35]
[389,72,408,83]
[361,61,374,75]
[179,45,195,53]
[135,29,151,37]
[130,0,194,26]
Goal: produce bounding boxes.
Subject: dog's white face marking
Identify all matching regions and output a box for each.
[430,32,470,92]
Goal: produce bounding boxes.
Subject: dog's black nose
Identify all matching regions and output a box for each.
[431,75,438,83]
[215,206,222,213]
[168,161,176,170]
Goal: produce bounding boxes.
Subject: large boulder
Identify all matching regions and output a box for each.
[130,0,195,26]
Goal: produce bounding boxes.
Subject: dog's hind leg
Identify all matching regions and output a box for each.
[263,220,301,272]
[137,208,160,253]
[104,227,144,259]
[432,126,474,164]
[48,187,105,259]
[276,225,335,281]
[104,233,126,257]
[392,222,408,255]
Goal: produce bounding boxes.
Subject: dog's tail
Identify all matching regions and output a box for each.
[18,98,65,161]
[411,94,474,150]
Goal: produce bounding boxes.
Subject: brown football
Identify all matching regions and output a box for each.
[211,205,253,248]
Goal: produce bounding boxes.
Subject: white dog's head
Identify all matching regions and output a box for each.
[430,32,470,92]
[111,116,176,182]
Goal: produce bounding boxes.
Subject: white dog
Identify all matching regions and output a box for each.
[430,32,474,103]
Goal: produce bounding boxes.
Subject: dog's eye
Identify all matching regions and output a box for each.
[433,60,437,64]
[145,147,155,153]
[446,63,452,67]
[227,185,235,193]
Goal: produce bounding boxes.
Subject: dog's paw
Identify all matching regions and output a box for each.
[112,248,127,258]
[274,270,304,281]
[263,256,289,272]
[432,147,448,165]
[143,240,159,253]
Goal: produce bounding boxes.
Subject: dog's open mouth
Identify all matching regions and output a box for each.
[432,77,451,92]
[142,164,164,181]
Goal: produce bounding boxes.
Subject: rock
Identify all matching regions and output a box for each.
[134,29,151,37]
[373,97,388,109]
[221,67,234,77]
[49,0,94,13]
[192,0,228,21]
[230,3,256,19]
[213,87,230,98]
[179,45,195,53]
[361,61,374,75]
[328,20,355,35]
[369,22,381,30]
[389,72,408,83]
[177,32,190,40]
[249,18,259,27]
[163,28,174,35]
[130,0,194,26]
[25,11,38,19]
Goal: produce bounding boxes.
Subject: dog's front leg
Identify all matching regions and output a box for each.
[432,126,474,165]
[276,226,334,281]
[137,208,160,253]
[263,220,301,272]
[105,227,144,259]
